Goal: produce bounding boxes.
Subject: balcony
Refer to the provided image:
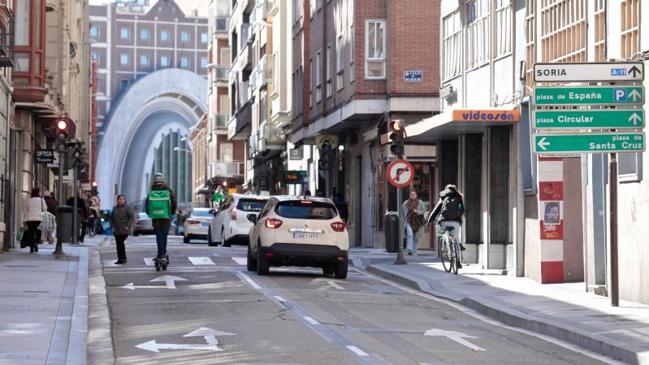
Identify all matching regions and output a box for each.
[228,101,252,140]
[0,28,14,68]
[258,121,284,152]
[240,23,252,51]
[211,161,245,177]
[214,16,228,34]
[238,81,250,106]
[213,113,228,129]
[214,65,229,82]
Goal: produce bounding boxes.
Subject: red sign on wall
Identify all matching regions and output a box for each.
[539,181,563,201]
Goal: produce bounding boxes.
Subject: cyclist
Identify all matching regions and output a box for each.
[427,184,465,268]
[146,173,177,265]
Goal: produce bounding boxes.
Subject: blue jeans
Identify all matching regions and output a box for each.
[405,223,419,253]
[154,225,170,258]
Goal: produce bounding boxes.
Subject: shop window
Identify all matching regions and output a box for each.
[489,127,510,244]
[619,153,642,182]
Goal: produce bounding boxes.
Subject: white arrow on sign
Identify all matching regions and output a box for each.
[424,329,485,352]
[136,327,237,353]
[537,137,550,151]
[628,112,643,125]
[629,89,642,101]
[311,278,344,290]
[122,275,187,290]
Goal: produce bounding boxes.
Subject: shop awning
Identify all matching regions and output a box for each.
[405,108,520,143]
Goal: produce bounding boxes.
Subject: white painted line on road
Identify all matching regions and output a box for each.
[346,345,369,357]
[231,257,247,266]
[188,257,216,266]
[235,271,262,290]
[144,258,155,266]
[303,316,320,325]
[273,295,287,302]
[424,328,485,351]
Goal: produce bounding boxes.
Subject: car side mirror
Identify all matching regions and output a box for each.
[246,214,257,223]
[209,209,216,216]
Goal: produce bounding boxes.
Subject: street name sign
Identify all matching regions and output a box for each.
[534,86,644,106]
[534,62,644,82]
[534,110,644,129]
[534,133,645,154]
[35,149,56,164]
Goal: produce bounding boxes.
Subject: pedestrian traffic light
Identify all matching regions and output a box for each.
[388,119,405,157]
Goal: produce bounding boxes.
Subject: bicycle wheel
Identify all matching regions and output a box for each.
[440,236,452,273]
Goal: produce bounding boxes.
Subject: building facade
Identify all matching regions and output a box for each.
[289,0,440,247]
[91,0,208,207]
[0,0,13,249]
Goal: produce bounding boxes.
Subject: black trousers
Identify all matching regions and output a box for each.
[26,221,41,251]
[114,234,128,261]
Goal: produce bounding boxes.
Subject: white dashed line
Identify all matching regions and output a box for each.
[188,257,215,266]
[273,295,287,302]
[231,257,247,266]
[346,345,369,357]
[303,316,319,325]
[235,271,262,290]
[143,258,154,266]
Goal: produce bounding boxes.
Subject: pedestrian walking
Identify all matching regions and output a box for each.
[176,209,187,235]
[67,191,89,243]
[110,195,135,265]
[212,187,224,208]
[22,188,46,253]
[146,173,177,265]
[333,194,349,222]
[402,190,425,255]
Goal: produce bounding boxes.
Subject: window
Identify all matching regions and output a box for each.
[119,79,129,91]
[201,32,209,43]
[326,44,332,97]
[140,28,150,41]
[309,59,313,108]
[539,0,586,63]
[180,56,189,68]
[272,53,278,92]
[91,51,98,61]
[90,25,99,39]
[365,20,386,79]
[120,53,129,65]
[181,31,190,43]
[220,47,230,66]
[309,0,316,17]
[140,54,149,66]
[525,0,536,87]
[594,0,606,61]
[349,24,355,82]
[495,0,512,57]
[200,57,208,68]
[160,30,170,42]
[160,55,170,67]
[465,0,489,68]
[275,200,337,220]
[621,0,640,59]
[293,0,303,24]
[336,34,344,90]
[120,27,130,40]
[315,50,322,102]
[317,0,322,11]
[442,11,461,80]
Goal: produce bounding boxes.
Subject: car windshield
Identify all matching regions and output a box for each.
[237,199,267,212]
[275,200,338,220]
[191,209,212,217]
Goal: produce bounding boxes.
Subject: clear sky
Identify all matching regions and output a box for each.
[88,0,210,17]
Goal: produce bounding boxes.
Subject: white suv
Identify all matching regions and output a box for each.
[246,196,349,279]
[208,194,269,247]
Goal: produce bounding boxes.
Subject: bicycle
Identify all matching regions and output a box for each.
[437,225,460,274]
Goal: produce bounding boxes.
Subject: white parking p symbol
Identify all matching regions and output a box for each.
[615,90,627,101]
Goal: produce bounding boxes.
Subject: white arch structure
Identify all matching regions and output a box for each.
[96,69,207,208]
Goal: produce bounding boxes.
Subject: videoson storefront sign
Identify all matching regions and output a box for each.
[452,109,520,122]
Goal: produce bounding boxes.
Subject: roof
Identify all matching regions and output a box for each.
[271,195,335,204]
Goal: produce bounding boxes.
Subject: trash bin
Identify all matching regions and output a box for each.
[56,205,75,243]
[384,211,400,253]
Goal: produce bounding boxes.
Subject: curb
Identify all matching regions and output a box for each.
[365,264,647,365]
[87,249,116,364]
[67,247,89,364]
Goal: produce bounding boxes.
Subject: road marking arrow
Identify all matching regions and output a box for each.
[629,112,643,126]
[537,137,550,151]
[311,278,344,290]
[629,89,642,101]
[135,327,237,353]
[424,329,485,352]
[122,275,187,290]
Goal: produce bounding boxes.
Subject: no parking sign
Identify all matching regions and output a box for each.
[386,160,414,188]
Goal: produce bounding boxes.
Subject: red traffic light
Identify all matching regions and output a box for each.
[389,119,403,132]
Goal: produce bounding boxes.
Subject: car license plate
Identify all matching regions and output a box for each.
[292,232,321,240]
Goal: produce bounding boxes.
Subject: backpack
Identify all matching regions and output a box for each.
[147,190,171,219]
[441,193,464,221]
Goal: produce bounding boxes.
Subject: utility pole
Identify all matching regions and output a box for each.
[610,153,619,307]
[53,142,66,257]
[72,163,78,245]
[388,119,407,265]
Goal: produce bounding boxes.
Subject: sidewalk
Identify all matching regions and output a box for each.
[0,236,104,365]
[350,248,649,365]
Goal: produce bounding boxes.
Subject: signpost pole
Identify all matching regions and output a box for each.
[395,186,407,265]
[53,144,65,257]
[72,165,78,245]
[610,153,619,307]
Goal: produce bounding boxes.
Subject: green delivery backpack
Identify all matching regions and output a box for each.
[147,190,171,219]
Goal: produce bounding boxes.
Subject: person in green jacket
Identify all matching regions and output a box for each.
[212,186,224,208]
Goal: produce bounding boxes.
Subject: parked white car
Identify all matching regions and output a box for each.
[246,196,349,279]
[183,208,212,243]
[208,194,269,247]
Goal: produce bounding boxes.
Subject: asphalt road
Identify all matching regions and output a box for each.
[95,235,613,365]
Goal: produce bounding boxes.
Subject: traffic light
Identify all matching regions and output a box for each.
[388,119,405,158]
[53,117,75,144]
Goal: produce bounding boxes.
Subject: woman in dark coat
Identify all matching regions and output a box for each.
[110,195,135,265]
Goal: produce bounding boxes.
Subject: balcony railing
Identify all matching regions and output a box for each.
[213,113,228,128]
[0,29,13,67]
[211,161,245,177]
[214,65,229,81]
[238,81,250,105]
[240,23,252,50]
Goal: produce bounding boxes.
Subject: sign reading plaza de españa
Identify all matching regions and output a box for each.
[534,86,644,106]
